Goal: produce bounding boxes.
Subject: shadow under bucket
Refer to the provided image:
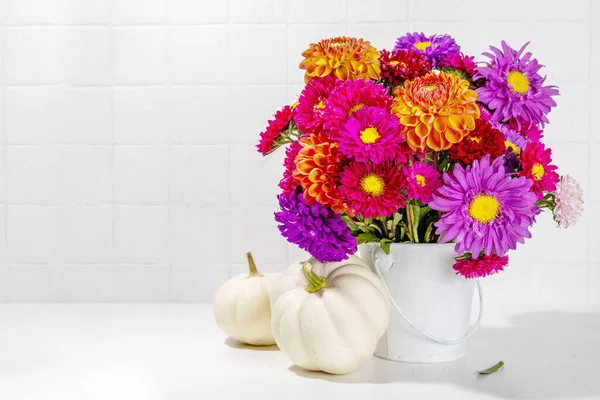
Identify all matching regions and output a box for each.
[358,243,482,363]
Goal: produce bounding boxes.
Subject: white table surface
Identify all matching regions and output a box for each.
[0,304,598,400]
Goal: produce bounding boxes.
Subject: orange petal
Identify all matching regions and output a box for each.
[415,122,431,138]
[335,65,349,80]
[433,117,448,133]
[308,168,321,183]
[308,183,320,198]
[399,115,418,126]
[444,128,462,143]
[407,130,422,148]
[313,154,327,167]
[465,115,476,130]
[426,132,443,151]
[419,113,435,124]
[296,161,314,174]
[448,115,466,130]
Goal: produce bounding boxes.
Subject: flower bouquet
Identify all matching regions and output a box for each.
[257,33,584,279]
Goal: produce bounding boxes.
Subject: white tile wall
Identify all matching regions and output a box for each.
[0,0,598,304]
[113,87,169,145]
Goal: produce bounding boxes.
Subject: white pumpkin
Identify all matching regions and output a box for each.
[213,252,281,346]
[270,255,390,375]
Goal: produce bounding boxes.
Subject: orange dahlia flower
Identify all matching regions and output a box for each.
[299,37,381,84]
[292,132,347,214]
[392,71,480,151]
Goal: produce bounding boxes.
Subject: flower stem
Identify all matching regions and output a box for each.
[246,252,263,278]
[405,204,414,242]
[302,262,327,293]
[410,203,420,243]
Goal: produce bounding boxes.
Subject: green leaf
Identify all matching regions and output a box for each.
[392,212,402,228]
[424,222,435,243]
[477,361,504,375]
[400,221,412,242]
[368,223,383,235]
[380,239,392,255]
[356,232,380,244]
[419,206,432,220]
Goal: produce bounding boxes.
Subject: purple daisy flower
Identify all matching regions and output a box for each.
[475,41,559,127]
[430,155,538,256]
[497,124,528,152]
[274,190,357,262]
[394,32,460,67]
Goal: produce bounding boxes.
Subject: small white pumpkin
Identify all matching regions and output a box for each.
[270,255,390,375]
[213,252,281,346]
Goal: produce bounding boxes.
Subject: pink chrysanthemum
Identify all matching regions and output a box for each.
[439,52,478,79]
[323,79,392,135]
[520,142,559,200]
[339,162,406,218]
[553,175,584,228]
[294,76,340,135]
[334,106,403,164]
[508,117,544,143]
[453,254,509,279]
[402,161,442,203]
[256,105,294,155]
[278,140,303,195]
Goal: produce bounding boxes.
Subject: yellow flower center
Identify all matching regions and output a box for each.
[414,41,432,51]
[314,100,325,109]
[415,174,426,187]
[531,163,545,180]
[504,141,521,154]
[424,83,438,91]
[468,136,482,143]
[359,127,380,144]
[507,71,530,94]
[389,60,400,66]
[469,195,501,224]
[360,174,385,197]
[349,103,364,115]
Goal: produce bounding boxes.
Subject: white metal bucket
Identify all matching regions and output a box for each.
[358,243,482,363]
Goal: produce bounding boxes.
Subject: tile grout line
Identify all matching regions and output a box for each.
[108,1,117,269]
[3,18,7,270]
[165,0,173,301]
[586,0,593,304]
[226,0,233,279]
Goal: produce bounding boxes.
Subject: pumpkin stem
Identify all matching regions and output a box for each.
[246,252,263,278]
[302,262,326,293]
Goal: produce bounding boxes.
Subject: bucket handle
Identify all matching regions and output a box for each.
[372,247,483,345]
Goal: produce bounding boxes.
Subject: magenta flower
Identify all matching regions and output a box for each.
[430,155,538,256]
[453,254,509,279]
[323,79,392,135]
[475,41,559,127]
[339,161,406,219]
[334,106,403,164]
[402,161,442,203]
[294,76,340,135]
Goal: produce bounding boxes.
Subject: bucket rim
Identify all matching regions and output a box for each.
[358,242,455,249]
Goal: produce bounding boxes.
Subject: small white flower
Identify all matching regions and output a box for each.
[553,175,584,228]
